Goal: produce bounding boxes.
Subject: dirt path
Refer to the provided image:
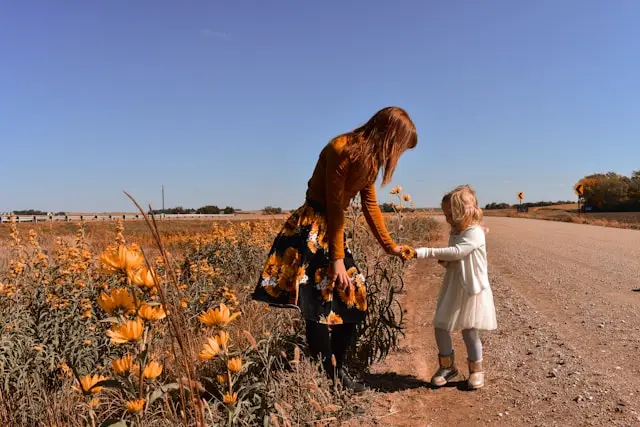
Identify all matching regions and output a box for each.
[363,216,640,426]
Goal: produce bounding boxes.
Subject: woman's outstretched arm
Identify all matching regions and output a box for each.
[360,183,398,254]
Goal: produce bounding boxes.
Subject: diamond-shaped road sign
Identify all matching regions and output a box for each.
[574,183,584,196]
[517,192,524,200]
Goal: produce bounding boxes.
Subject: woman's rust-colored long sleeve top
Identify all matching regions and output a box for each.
[305,135,396,260]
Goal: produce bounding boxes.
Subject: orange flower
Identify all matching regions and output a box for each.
[74,374,108,394]
[215,330,230,351]
[137,303,166,321]
[97,288,135,315]
[400,246,416,261]
[99,246,126,273]
[106,318,144,344]
[402,194,412,202]
[198,337,221,360]
[197,303,240,327]
[390,185,402,195]
[227,358,243,373]
[99,245,144,274]
[140,360,163,379]
[223,392,238,405]
[111,355,133,374]
[216,374,228,384]
[125,398,145,413]
[129,267,157,289]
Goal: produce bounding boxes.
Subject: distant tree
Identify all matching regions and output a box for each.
[13,209,47,216]
[222,206,235,214]
[196,205,221,215]
[380,203,395,213]
[263,206,282,215]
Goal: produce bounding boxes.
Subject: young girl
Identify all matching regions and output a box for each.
[252,106,418,391]
[413,185,497,390]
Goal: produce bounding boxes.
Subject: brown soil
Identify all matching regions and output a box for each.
[359,216,640,426]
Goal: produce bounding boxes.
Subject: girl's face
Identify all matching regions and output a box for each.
[442,202,455,227]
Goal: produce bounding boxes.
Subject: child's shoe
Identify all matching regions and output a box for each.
[431,351,458,387]
[467,359,484,389]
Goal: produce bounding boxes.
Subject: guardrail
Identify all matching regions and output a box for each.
[0,213,236,223]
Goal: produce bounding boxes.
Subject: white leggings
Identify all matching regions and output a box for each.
[435,328,482,362]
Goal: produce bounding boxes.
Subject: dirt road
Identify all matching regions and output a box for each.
[364,216,640,426]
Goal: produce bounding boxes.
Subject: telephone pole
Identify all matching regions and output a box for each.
[162,185,165,211]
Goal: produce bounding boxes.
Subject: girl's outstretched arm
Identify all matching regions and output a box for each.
[415,227,484,261]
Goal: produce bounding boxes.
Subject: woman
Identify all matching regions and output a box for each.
[252,106,418,391]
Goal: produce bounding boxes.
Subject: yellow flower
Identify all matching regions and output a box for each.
[223,392,238,405]
[99,246,125,273]
[137,304,166,321]
[216,374,228,385]
[215,330,230,351]
[106,318,144,344]
[198,337,221,360]
[197,303,240,327]
[135,360,163,379]
[89,398,100,408]
[112,355,133,375]
[125,398,145,413]
[403,194,412,202]
[97,288,135,315]
[129,267,157,289]
[400,246,417,261]
[390,185,402,195]
[74,374,108,394]
[99,245,144,275]
[227,358,243,373]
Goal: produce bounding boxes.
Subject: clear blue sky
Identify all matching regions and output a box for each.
[2,1,640,212]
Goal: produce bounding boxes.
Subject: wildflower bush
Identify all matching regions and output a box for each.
[0,188,439,426]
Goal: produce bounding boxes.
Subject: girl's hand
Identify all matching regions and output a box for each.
[329,258,350,291]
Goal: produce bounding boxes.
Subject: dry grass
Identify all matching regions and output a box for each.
[486,206,640,230]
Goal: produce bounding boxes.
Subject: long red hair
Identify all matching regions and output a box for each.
[343,106,418,186]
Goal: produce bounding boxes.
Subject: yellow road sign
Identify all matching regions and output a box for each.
[574,183,584,196]
[517,192,524,200]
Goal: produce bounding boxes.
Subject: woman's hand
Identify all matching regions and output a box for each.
[330,258,350,291]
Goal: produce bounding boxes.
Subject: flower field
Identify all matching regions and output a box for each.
[0,190,440,427]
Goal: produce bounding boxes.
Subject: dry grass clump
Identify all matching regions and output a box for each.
[0,188,440,426]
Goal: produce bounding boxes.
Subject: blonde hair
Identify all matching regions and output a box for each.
[442,185,488,234]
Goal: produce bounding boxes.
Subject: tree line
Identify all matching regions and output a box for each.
[484,200,574,210]
[578,170,640,211]
[151,205,236,215]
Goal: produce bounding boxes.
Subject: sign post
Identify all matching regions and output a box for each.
[574,183,584,213]
[517,192,524,211]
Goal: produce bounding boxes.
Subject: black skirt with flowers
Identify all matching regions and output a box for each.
[251,199,366,325]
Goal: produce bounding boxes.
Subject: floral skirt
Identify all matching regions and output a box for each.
[251,200,367,325]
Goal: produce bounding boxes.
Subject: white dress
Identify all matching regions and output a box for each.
[416,225,497,332]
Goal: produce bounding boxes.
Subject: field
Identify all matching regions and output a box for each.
[484,204,640,230]
[4,195,640,426]
[0,193,441,427]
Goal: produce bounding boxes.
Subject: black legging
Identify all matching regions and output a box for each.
[305,320,357,377]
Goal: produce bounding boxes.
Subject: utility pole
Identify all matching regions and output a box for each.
[162,185,165,211]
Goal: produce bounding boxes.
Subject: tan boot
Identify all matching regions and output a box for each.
[467,359,484,390]
[431,351,458,387]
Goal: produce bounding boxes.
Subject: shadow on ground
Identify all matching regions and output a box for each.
[363,372,476,393]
